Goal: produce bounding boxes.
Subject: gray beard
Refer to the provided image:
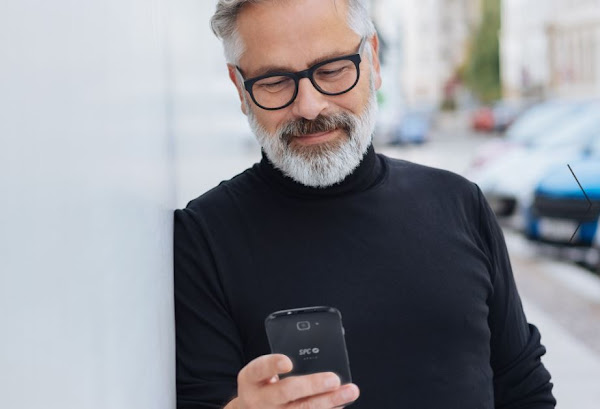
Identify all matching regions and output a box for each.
[245,79,378,188]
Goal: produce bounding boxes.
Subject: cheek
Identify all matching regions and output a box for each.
[355,74,375,112]
[334,87,369,116]
[254,109,293,133]
[333,69,373,114]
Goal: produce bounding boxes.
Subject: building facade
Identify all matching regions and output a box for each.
[501,0,600,99]
[386,0,481,107]
[547,0,600,97]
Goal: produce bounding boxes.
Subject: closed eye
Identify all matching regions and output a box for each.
[318,68,345,77]
[256,77,294,91]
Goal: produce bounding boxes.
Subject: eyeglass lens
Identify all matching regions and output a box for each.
[252,59,358,109]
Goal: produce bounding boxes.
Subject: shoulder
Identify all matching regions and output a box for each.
[176,163,264,222]
[379,154,486,242]
[380,154,479,200]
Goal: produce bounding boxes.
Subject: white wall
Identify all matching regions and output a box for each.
[0,1,176,408]
[171,1,257,208]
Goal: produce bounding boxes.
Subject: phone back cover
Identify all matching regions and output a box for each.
[265,306,352,384]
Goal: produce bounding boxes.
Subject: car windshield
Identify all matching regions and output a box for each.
[506,102,579,144]
[533,105,600,149]
[588,134,600,157]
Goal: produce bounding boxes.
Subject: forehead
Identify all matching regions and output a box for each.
[236,0,359,72]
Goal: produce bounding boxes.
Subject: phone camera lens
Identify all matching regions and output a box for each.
[297,321,310,331]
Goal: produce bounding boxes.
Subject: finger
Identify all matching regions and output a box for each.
[288,383,360,409]
[239,354,293,386]
[263,372,341,405]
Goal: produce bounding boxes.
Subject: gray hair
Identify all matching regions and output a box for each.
[211,0,376,64]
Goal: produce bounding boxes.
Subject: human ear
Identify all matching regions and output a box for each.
[368,33,383,90]
[227,64,249,116]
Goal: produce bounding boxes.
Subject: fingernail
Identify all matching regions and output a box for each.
[341,385,358,400]
[278,359,289,371]
[324,375,340,388]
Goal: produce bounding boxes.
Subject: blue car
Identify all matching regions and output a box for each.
[525,136,600,252]
[389,109,433,145]
[594,220,600,272]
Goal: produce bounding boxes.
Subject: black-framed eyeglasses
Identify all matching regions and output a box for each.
[236,37,367,111]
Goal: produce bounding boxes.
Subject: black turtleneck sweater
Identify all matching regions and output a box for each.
[174,145,555,409]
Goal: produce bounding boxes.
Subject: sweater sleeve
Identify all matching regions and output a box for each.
[475,186,556,408]
[174,207,243,409]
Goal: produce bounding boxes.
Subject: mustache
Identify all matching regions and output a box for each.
[279,113,354,142]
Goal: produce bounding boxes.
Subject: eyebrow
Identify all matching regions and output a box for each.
[247,48,357,78]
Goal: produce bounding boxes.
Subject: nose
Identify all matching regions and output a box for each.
[290,78,328,120]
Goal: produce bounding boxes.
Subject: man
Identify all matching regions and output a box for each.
[174,0,556,408]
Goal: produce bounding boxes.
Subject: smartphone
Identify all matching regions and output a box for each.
[264,306,352,384]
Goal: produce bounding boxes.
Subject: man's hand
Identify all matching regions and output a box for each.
[233,354,359,409]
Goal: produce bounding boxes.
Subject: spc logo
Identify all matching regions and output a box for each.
[299,348,320,356]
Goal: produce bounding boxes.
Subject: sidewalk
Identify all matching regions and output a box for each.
[522,299,600,408]
[504,228,600,407]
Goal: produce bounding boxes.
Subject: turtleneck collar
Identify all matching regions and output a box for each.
[256,144,385,198]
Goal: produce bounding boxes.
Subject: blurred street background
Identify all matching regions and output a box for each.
[1,0,599,408]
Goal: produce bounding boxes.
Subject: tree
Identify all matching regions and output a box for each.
[463,0,501,103]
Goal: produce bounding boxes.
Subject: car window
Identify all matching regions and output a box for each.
[589,134,600,157]
[506,103,579,144]
[534,106,600,150]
